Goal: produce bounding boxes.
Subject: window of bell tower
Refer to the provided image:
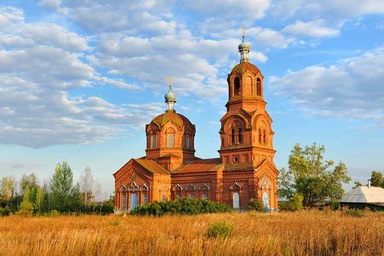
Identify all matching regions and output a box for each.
[234,77,240,96]
[263,129,267,144]
[238,128,243,144]
[257,78,261,96]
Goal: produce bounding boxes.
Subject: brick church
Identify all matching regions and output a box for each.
[113,32,279,213]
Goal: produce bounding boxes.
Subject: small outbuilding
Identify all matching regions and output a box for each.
[340,185,384,210]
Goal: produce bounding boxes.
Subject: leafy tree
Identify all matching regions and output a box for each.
[80,166,94,207]
[352,181,363,189]
[19,186,34,213]
[34,186,44,213]
[50,161,81,212]
[278,143,351,208]
[20,173,38,194]
[42,178,52,212]
[0,176,16,206]
[370,171,384,187]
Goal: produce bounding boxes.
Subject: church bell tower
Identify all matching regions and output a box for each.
[218,28,276,170]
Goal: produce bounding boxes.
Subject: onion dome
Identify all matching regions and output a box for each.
[238,28,250,63]
[151,111,193,130]
[232,28,261,75]
[150,80,194,130]
[164,84,176,112]
[231,62,261,75]
[165,85,176,102]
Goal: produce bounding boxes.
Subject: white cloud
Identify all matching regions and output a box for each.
[0,47,94,87]
[37,0,64,12]
[271,0,384,21]
[256,29,295,49]
[0,6,24,26]
[22,24,88,51]
[181,0,271,19]
[269,48,384,125]
[283,20,340,37]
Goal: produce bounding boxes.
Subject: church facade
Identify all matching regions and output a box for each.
[113,33,279,213]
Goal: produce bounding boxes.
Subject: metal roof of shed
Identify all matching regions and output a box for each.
[340,186,384,203]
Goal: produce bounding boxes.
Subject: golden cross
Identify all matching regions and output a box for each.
[242,25,246,38]
[168,76,172,87]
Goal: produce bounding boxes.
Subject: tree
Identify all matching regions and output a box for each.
[50,161,80,212]
[20,173,38,194]
[278,143,351,208]
[352,181,363,189]
[34,186,44,213]
[19,186,34,213]
[370,171,384,187]
[80,166,94,207]
[0,176,16,205]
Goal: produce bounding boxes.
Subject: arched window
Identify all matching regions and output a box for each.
[189,193,194,199]
[202,193,208,200]
[143,193,148,204]
[234,77,240,96]
[263,192,270,211]
[231,128,235,145]
[122,193,126,210]
[257,78,261,96]
[233,192,240,209]
[130,194,138,211]
[167,134,174,147]
[151,134,156,148]
[238,128,242,144]
[161,194,167,201]
[185,135,190,149]
[258,129,262,144]
[263,129,266,144]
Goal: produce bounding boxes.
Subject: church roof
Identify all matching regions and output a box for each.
[231,62,261,75]
[134,158,170,175]
[171,158,223,174]
[340,186,384,203]
[151,111,193,130]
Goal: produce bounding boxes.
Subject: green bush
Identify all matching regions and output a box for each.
[0,206,11,216]
[16,209,33,217]
[279,193,303,211]
[207,221,234,239]
[342,208,364,218]
[248,198,265,212]
[130,198,232,216]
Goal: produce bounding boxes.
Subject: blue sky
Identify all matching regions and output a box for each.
[1,0,383,198]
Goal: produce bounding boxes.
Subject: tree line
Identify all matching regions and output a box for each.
[0,162,113,216]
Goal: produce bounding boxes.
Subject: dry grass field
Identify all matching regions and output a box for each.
[1,210,384,256]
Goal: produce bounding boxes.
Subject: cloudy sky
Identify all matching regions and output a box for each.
[1,0,383,197]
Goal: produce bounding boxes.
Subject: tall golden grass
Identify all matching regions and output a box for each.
[1,210,384,255]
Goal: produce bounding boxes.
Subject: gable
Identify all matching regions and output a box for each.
[114,158,170,188]
[255,158,279,178]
